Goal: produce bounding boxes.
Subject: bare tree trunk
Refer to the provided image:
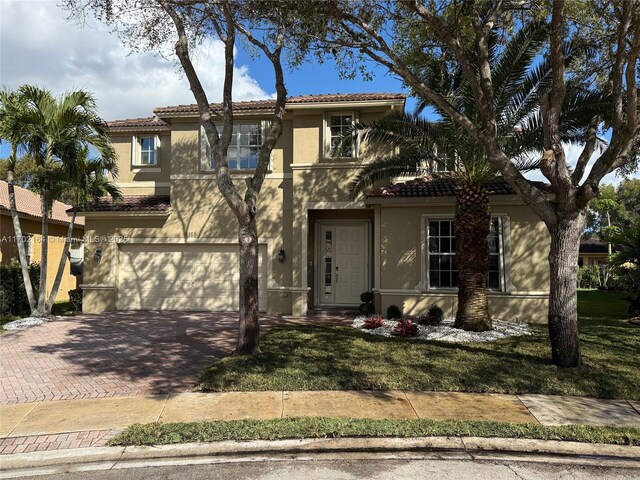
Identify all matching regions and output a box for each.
[235,217,260,355]
[548,214,586,368]
[6,163,37,313]
[454,186,492,331]
[46,210,77,313]
[158,0,287,355]
[36,178,50,317]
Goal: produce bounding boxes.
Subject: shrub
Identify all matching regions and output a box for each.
[360,291,374,303]
[577,265,602,289]
[68,288,82,312]
[0,261,39,317]
[415,306,445,326]
[359,302,375,316]
[386,304,402,319]
[392,318,419,337]
[359,291,375,315]
[363,315,384,330]
[427,305,445,324]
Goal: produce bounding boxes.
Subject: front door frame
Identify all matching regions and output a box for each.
[314,219,372,307]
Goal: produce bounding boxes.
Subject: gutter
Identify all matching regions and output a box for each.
[1,436,638,477]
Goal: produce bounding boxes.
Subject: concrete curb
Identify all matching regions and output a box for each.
[1,436,638,478]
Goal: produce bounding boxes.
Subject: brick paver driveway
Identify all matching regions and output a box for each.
[0,311,350,405]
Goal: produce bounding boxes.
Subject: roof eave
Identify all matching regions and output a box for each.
[107,126,171,133]
[74,210,172,219]
[154,98,407,119]
[0,208,85,227]
[364,194,528,205]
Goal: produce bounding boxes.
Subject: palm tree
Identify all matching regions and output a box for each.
[350,21,606,331]
[0,90,38,311]
[46,146,121,312]
[0,86,116,317]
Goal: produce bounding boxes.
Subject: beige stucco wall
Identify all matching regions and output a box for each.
[1,213,83,302]
[111,131,172,195]
[85,102,551,322]
[375,200,550,323]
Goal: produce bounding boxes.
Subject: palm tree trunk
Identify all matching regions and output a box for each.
[548,216,584,368]
[234,217,261,355]
[453,186,492,331]
[36,178,51,317]
[6,162,37,313]
[46,210,77,313]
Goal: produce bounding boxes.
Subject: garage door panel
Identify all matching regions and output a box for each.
[118,244,266,311]
[119,267,240,283]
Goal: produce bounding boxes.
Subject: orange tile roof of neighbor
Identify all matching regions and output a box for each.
[0,181,84,226]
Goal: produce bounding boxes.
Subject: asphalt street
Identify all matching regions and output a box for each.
[15,458,639,480]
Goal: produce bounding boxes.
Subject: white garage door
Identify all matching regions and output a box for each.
[118,244,267,311]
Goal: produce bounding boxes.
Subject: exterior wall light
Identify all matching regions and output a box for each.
[277,247,286,263]
[94,248,103,264]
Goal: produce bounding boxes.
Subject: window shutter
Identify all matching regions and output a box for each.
[131,135,137,165]
[322,113,328,159]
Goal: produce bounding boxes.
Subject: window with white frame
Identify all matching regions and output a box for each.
[426,218,504,290]
[202,124,263,171]
[327,113,356,158]
[132,135,158,166]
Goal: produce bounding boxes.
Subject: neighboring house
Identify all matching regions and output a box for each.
[578,237,609,267]
[77,93,551,323]
[0,181,84,301]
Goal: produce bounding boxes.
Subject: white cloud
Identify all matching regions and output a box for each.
[0,0,271,121]
[524,143,634,186]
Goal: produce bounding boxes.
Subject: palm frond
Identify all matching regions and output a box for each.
[348,152,430,200]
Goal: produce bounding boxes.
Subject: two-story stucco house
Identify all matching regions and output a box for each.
[77,93,550,323]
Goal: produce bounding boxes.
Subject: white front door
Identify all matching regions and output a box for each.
[318,223,368,305]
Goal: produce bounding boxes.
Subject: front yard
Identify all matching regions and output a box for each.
[198,291,639,400]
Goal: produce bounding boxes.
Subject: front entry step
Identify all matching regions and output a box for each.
[308,308,359,319]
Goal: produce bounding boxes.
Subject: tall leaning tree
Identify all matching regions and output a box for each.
[0,90,37,311]
[47,146,121,313]
[297,0,639,367]
[1,86,115,317]
[65,0,293,355]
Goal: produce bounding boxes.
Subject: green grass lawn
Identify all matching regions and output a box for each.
[198,290,640,400]
[110,417,640,447]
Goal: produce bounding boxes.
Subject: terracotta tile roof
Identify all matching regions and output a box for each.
[366,176,520,198]
[74,195,171,213]
[152,92,406,115]
[0,181,84,226]
[106,117,170,130]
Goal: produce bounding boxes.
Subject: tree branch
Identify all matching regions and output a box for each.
[571,114,600,185]
[158,0,245,218]
[578,1,639,205]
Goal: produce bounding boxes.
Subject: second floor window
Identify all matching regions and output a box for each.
[328,114,355,158]
[203,124,263,171]
[132,135,158,166]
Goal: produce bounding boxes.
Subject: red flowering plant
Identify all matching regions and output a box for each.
[363,315,385,329]
[392,318,419,337]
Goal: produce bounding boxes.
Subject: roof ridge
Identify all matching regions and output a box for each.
[150,92,406,116]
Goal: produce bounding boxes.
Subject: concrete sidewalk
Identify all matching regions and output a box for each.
[1,391,639,454]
